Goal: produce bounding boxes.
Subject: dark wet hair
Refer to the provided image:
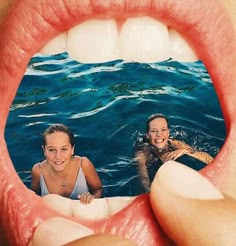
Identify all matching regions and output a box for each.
[145,114,169,133]
[42,124,75,147]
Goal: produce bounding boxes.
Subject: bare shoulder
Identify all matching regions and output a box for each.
[79,156,98,177]
[31,161,45,192]
[80,156,94,167]
[32,162,41,174]
[31,161,46,176]
[73,155,92,166]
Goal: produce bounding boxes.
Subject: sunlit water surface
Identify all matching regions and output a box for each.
[6,53,225,197]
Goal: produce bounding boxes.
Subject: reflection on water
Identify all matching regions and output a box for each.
[6,53,225,197]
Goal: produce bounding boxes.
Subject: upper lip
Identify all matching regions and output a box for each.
[0,0,236,245]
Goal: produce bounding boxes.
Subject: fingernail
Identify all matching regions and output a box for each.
[155,161,224,199]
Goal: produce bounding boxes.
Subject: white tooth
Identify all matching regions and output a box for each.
[39,19,198,64]
[169,28,198,62]
[40,33,66,55]
[72,199,109,219]
[107,197,135,215]
[119,17,170,63]
[66,20,119,63]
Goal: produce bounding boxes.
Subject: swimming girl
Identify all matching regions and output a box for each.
[31,124,103,204]
[135,113,213,192]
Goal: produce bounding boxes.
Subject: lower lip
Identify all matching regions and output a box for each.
[0,0,236,245]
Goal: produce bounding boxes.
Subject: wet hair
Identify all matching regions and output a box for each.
[42,124,75,147]
[145,114,169,133]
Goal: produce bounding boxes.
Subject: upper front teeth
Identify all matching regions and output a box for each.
[169,28,197,61]
[55,161,63,164]
[67,19,119,63]
[119,17,170,62]
[40,33,67,55]
[40,16,198,63]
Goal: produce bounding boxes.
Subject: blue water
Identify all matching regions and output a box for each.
[5,52,225,197]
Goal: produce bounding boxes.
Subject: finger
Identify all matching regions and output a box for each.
[172,155,178,161]
[84,194,92,204]
[88,194,94,203]
[80,193,94,204]
[150,161,236,245]
[64,234,135,246]
[168,154,176,161]
[31,219,136,246]
[31,217,93,246]
[78,195,84,204]
[172,153,182,160]
[78,193,87,203]
[80,195,87,204]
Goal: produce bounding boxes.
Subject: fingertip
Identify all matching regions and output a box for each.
[64,234,135,246]
[151,161,223,200]
[149,162,234,246]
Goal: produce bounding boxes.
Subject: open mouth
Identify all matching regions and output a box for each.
[53,161,65,171]
[155,139,165,144]
[0,0,236,245]
[54,161,64,165]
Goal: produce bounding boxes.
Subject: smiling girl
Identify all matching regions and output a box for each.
[31,124,103,204]
[135,114,213,192]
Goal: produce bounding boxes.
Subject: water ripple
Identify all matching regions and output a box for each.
[6,54,225,196]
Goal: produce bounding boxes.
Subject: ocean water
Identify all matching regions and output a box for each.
[5,52,225,197]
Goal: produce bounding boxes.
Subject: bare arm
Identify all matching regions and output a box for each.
[170,139,194,153]
[31,163,41,195]
[82,157,103,198]
[187,151,213,164]
[170,139,213,164]
[135,151,151,193]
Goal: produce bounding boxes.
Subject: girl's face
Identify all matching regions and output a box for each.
[146,118,170,150]
[43,131,74,172]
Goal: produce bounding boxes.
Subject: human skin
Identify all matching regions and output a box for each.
[136,117,213,192]
[145,117,212,162]
[0,0,236,245]
[31,131,102,203]
[150,161,236,245]
[147,118,170,150]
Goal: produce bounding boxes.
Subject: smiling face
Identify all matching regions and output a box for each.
[0,0,236,245]
[147,118,170,150]
[43,132,74,172]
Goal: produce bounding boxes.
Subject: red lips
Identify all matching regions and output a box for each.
[0,0,236,245]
